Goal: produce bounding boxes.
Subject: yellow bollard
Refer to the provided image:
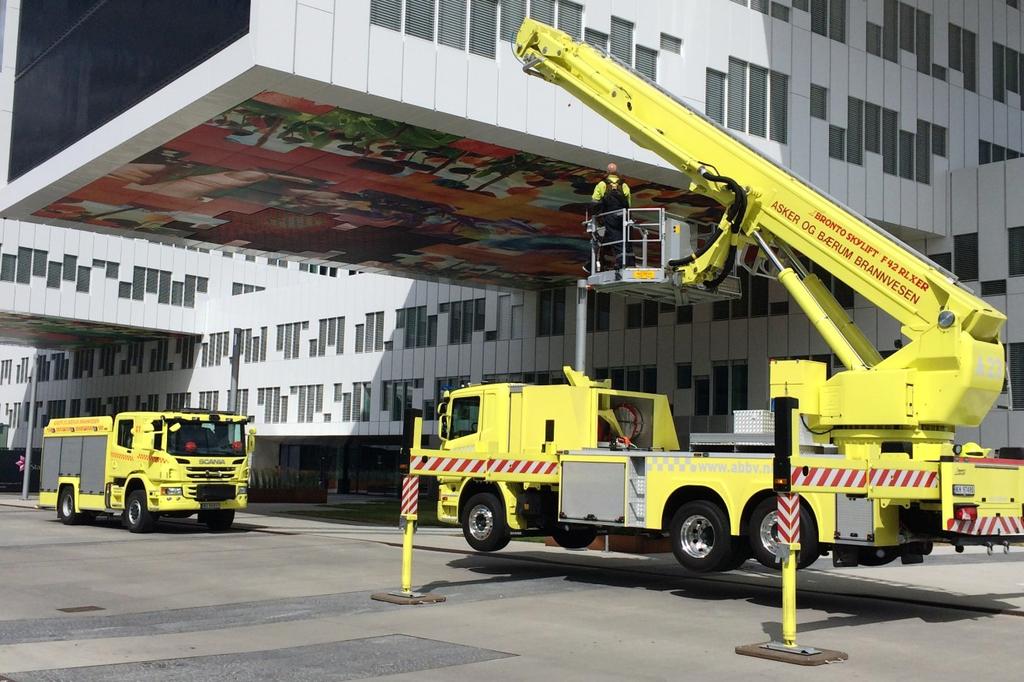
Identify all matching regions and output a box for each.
[400,512,417,595]
[371,475,445,606]
[781,541,799,648]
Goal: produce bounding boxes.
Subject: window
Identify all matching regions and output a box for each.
[116,419,134,448]
[676,305,693,324]
[866,22,882,56]
[706,69,727,124]
[676,363,692,390]
[609,16,633,65]
[963,28,977,92]
[881,108,898,175]
[915,8,931,74]
[468,0,497,57]
[530,0,555,25]
[449,396,480,439]
[931,125,947,158]
[981,280,1007,296]
[882,0,898,61]
[1009,343,1024,409]
[585,28,608,50]
[449,298,486,343]
[954,233,979,281]
[537,289,566,337]
[727,57,747,131]
[370,0,401,31]
[586,292,611,332]
[748,65,768,137]
[1010,228,1024,277]
[898,129,914,180]
[915,120,930,184]
[847,97,863,165]
[556,1,582,41]
[995,43,1006,103]
[438,0,467,50]
[405,0,435,41]
[635,45,657,81]
[810,0,827,36]
[660,33,681,54]
[770,2,789,21]
[810,84,827,120]
[500,0,526,41]
[899,2,914,53]
[769,71,788,143]
[828,126,846,160]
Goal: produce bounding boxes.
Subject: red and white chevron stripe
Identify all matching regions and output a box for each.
[410,456,487,474]
[776,493,800,544]
[410,456,558,477]
[488,459,559,476]
[947,515,1024,536]
[869,468,938,489]
[400,476,419,516]
[791,466,866,489]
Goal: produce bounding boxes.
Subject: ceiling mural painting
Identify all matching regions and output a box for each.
[36,91,723,287]
[0,312,188,348]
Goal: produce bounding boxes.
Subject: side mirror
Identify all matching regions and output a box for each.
[437,396,449,417]
[439,415,449,441]
[169,423,182,433]
[246,427,256,453]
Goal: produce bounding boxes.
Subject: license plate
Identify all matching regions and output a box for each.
[200,502,221,510]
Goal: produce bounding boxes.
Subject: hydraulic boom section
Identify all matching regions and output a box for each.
[514,19,1005,434]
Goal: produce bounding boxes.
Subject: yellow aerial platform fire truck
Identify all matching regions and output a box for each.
[409,19,1024,572]
[39,410,251,533]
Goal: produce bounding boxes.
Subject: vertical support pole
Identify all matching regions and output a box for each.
[397,473,417,593]
[575,279,588,372]
[227,328,241,413]
[21,353,39,500]
[781,523,799,647]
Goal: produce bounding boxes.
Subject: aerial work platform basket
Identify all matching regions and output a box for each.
[585,208,742,305]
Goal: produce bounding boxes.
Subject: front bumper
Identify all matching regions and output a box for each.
[151,482,248,511]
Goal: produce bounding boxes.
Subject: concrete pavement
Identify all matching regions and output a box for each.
[1,495,1023,680]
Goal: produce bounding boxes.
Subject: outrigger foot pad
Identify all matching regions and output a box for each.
[370,591,447,606]
[735,642,848,666]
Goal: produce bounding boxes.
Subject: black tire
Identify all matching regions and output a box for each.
[717,539,752,571]
[461,492,511,552]
[551,523,598,549]
[857,546,899,566]
[57,486,83,525]
[123,490,156,533]
[747,496,820,570]
[669,500,734,573]
[204,510,235,532]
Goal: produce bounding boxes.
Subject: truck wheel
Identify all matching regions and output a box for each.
[462,492,511,552]
[670,500,733,573]
[204,510,235,532]
[57,486,83,525]
[551,523,598,549]
[124,490,156,533]
[748,497,819,570]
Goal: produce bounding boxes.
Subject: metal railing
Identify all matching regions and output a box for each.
[585,208,691,273]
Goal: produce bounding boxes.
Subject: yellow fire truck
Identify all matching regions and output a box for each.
[408,19,1024,572]
[39,410,251,533]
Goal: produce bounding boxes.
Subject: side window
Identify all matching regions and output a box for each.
[449,397,481,439]
[152,420,163,451]
[116,419,134,448]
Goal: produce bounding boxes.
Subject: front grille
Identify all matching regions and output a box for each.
[195,484,237,502]
[185,465,236,480]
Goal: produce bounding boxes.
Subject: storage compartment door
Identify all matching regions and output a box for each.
[58,437,83,478]
[80,436,108,495]
[41,438,62,492]
[560,461,625,524]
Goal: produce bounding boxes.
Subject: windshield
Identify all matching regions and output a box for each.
[167,420,244,456]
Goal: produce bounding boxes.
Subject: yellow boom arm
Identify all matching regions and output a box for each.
[515,19,1005,430]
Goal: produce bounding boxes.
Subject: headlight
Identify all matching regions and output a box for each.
[161,486,183,496]
[237,486,247,495]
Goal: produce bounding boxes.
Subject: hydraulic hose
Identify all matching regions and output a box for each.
[667,166,747,292]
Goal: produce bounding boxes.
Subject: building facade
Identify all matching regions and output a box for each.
[1,1,1024,492]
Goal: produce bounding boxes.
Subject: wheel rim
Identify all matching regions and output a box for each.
[759,510,780,557]
[679,514,715,558]
[61,493,73,518]
[468,504,494,541]
[128,499,141,526]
